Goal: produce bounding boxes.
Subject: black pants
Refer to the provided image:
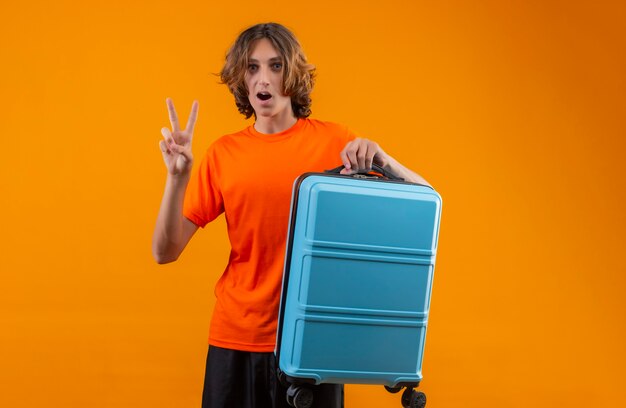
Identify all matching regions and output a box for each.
[202,345,343,408]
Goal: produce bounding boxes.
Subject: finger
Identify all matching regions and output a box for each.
[348,139,368,171]
[161,127,174,145]
[159,140,171,155]
[340,147,351,170]
[356,142,368,170]
[345,145,359,171]
[185,100,199,135]
[340,141,355,170]
[372,145,387,168]
[364,144,376,170]
[166,98,181,132]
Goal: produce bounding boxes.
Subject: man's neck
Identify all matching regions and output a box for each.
[254,112,298,134]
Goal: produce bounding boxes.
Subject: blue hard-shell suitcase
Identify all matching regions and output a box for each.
[276,165,442,408]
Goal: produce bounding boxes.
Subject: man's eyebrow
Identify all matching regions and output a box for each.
[248,57,283,63]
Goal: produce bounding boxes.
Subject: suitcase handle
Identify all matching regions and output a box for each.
[325,164,405,181]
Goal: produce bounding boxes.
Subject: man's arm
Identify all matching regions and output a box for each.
[152,175,199,264]
[152,98,200,264]
[339,137,431,187]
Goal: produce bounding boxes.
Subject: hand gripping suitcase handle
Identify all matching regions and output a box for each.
[325,164,405,181]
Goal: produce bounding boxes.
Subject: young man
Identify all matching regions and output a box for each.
[152,22,429,408]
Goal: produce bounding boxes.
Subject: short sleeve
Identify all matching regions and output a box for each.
[344,124,357,143]
[183,144,224,227]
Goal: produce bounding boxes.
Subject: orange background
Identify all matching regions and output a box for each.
[1,1,625,407]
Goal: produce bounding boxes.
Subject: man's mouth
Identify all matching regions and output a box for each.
[257,92,272,101]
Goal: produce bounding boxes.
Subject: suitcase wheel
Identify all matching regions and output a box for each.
[385,385,403,394]
[401,388,426,408]
[286,384,314,408]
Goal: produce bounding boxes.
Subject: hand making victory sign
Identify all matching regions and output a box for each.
[159,98,199,177]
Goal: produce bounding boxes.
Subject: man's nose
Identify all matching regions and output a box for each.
[258,65,270,85]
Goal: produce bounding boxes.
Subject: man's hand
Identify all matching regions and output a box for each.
[339,137,431,186]
[159,98,199,177]
[339,137,389,175]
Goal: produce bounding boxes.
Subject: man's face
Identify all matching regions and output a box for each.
[245,38,293,119]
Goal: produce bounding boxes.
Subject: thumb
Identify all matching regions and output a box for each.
[340,167,353,175]
[172,144,193,163]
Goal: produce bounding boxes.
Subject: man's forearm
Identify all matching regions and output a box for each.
[152,174,191,263]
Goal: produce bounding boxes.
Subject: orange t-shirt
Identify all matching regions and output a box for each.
[183,118,355,352]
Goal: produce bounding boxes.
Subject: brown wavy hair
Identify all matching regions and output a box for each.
[220,23,316,119]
